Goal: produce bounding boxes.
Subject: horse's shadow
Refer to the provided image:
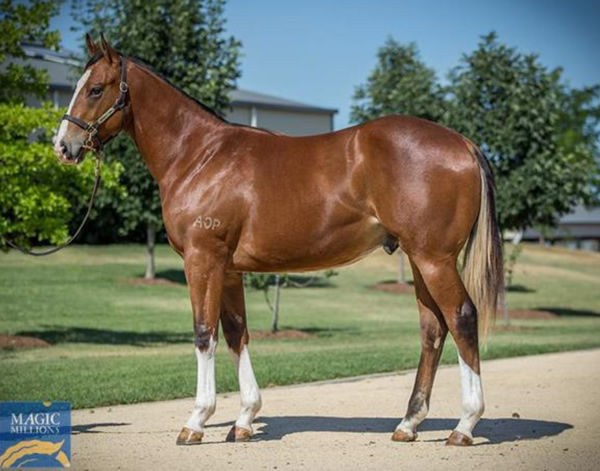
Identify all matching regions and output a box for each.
[211,416,572,445]
[71,422,131,434]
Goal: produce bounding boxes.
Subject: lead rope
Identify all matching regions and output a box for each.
[5,153,103,256]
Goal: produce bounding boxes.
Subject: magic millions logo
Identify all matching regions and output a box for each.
[0,402,71,468]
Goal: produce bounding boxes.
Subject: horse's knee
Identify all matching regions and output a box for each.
[194,322,216,351]
[221,314,248,354]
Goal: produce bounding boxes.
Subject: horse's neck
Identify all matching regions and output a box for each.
[124,63,225,184]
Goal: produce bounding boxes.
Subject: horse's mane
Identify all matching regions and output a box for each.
[84,51,277,135]
[84,51,226,121]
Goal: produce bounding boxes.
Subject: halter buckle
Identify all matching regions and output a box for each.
[84,134,97,151]
[119,81,128,93]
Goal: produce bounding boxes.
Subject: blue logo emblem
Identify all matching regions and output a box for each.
[0,401,71,468]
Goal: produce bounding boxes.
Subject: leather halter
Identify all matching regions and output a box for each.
[62,56,129,152]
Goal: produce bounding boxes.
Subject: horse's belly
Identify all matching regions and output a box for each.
[231,215,387,272]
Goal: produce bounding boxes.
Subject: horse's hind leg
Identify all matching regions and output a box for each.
[220,273,262,442]
[412,256,484,446]
[392,261,448,442]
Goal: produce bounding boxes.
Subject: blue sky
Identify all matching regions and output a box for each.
[52,0,600,129]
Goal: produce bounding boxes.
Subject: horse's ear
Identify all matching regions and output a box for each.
[85,33,98,57]
[99,32,116,64]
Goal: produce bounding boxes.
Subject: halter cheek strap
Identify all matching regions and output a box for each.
[62,56,129,151]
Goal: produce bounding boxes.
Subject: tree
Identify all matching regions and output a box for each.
[0,0,61,103]
[554,84,600,204]
[244,273,282,332]
[351,33,599,233]
[350,38,445,124]
[446,32,598,231]
[73,0,242,278]
[0,0,122,250]
[244,271,337,332]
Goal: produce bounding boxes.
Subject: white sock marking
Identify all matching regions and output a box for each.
[455,353,484,438]
[396,391,428,438]
[230,345,261,431]
[54,69,91,153]
[185,338,217,432]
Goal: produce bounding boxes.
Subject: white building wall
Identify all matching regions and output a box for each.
[226,106,252,126]
[225,105,333,136]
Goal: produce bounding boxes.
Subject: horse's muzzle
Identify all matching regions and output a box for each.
[55,139,85,165]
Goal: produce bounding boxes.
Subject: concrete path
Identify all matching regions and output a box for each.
[71,349,600,470]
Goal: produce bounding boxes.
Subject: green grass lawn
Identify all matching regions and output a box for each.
[0,243,599,409]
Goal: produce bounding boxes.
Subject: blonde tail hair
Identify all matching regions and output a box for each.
[462,147,504,344]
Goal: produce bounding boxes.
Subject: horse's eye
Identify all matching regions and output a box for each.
[89,87,103,98]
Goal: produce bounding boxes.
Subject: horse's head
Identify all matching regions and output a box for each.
[54,34,128,164]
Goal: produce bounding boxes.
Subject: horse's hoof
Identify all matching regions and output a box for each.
[446,430,473,446]
[176,427,204,445]
[391,429,416,442]
[226,425,252,442]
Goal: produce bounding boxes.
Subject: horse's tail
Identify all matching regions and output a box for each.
[462,145,504,344]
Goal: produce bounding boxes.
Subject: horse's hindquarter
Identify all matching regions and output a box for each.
[231,128,387,272]
[358,116,481,258]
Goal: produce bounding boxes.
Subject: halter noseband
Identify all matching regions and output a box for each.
[62,56,129,152]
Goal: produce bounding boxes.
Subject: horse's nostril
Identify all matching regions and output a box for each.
[60,141,70,158]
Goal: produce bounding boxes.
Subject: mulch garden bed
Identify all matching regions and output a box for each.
[370,281,414,294]
[0,334,51,351]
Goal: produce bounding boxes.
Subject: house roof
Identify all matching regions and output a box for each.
[18,44,337,114]
[559,205,600,224]
[8,43,80,90]
[22,43,80,66]
[230,89,336,114]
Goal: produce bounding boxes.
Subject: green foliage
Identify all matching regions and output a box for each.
[72,0,242,242]
[351,32,599,231]
[244,272,275,292]
[0,103,123,248]
[350,38,445,124]
[244,271,338,293]
[0,0,61,103]
[244,270,338,331]
[0,0,123,249]
[446,32,598,230]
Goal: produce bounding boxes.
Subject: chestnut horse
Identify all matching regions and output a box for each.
[55,35,503,447]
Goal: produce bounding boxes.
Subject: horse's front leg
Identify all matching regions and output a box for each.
[220,272,262,442]
[176,248,226,445]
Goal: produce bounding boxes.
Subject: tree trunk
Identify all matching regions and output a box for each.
[271,275,281,332]
[503,230,510,326]
[145,223,156,280]
[398,251,406,284]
